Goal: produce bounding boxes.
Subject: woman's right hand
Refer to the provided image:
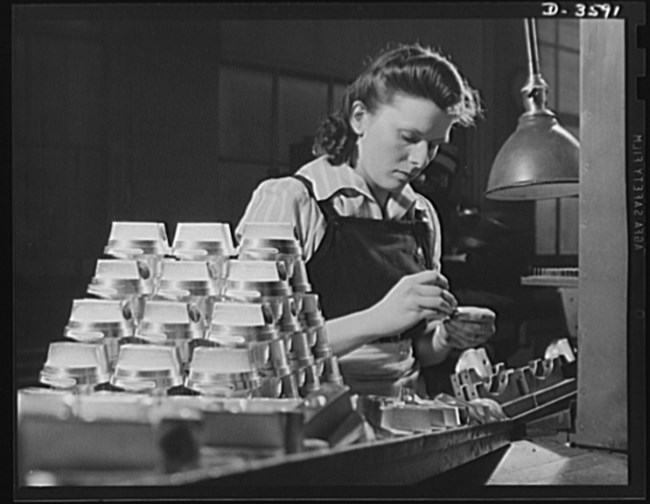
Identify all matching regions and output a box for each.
[366,270,458,337]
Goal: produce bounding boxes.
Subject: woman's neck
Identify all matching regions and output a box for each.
[367,185,390,214]
[351,159,390,213]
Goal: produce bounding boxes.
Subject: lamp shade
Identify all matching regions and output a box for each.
[484,111,580,200]
[484,18,580,200]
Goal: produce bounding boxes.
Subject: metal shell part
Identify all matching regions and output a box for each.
[289,258,312,293]
[171,222,236,259]
[40,365,110,389]
[185,371,262,398]
[39,342,111,389]
[110,344,183,393]
[208,301,279,342]
[156,260,221,297]
[64,298,135,340]
[288,331,315,368]
[321,356,344,385]
[172,241,233,260]
[224,259,293,299]
[278,297,302,334]
[137,321,206,342]
[87,259,154,297]
[238,237,302,257]
[298,293,325,329]
[104,221,171,257]
[224,281,292,299]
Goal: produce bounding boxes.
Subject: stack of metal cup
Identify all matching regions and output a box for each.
[154,259,221,327]
[235,222,343,394]
[221,259,300,398]
[87,258,155,323]
[170,222,236,295]
[63,298,135,368]
[297,293,343,386]
[97,221,170,323]
[103,221,171,281]
[278,296,321,397]
[34,220,343,402]
[222,259,292,320]
[205,302,276,369]
[134,299,207,370]
[207,300,296,399]
[237,222,311,295]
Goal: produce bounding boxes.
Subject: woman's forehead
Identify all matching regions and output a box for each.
[379,93,454,137]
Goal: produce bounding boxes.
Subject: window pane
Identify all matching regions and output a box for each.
[559,196,579,255]
[558,19,579,49]
[278,76,328,164]
[535,199,558,255]
[331,82,348,113]
[219,66,273,161]
[537,19,557,44]
[558,50,580,116]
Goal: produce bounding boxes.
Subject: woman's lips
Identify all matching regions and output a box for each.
[393,171,411,181]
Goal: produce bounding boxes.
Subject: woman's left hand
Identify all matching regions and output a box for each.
[442,306,496,350]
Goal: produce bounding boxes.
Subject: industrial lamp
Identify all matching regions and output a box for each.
[484,18,580,200]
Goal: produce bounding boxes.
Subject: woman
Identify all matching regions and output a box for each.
[236,43,495,397]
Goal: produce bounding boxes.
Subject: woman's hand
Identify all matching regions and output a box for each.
[365,270,458,337]
[442,306,496,350]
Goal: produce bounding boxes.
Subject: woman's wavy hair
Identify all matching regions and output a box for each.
[312,43,483,166]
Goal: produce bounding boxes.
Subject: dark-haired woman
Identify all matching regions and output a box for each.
[236,44,495,397]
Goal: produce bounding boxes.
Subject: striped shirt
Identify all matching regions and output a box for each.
[235,155,443,270]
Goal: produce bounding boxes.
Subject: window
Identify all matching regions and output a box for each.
[277,76,329,167]
[534,19,580,260]
[218,66,273,162]
[216,61,349,223]
[217,63,348,171]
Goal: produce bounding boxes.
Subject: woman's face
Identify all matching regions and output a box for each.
[351,92,455,206]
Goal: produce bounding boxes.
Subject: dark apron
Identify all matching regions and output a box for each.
[294,174,434,397]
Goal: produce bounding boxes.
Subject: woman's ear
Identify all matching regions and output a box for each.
[350,100,368,137]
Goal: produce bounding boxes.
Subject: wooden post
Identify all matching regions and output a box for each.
[575,20,627,450]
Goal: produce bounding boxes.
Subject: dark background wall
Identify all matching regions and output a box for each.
[13,5,534,386]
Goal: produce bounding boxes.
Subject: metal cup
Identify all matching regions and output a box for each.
[171,222,236,260]
[39,341,111,391]
[104,221,171,258]
[185,346,261,398]
[111,343,184,394]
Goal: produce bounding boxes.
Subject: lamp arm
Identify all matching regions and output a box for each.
[521,18,552,116]
[525,18,540,76]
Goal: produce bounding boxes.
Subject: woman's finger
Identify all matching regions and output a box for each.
[414,284,458,310]
[417,296,456,316]
[414,284,456,304]
[412,269,450,290]
[420,307,455,321]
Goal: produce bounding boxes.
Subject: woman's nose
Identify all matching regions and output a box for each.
[408,140,431,168]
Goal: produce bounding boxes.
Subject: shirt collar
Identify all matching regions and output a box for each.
[297,156,424,218]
